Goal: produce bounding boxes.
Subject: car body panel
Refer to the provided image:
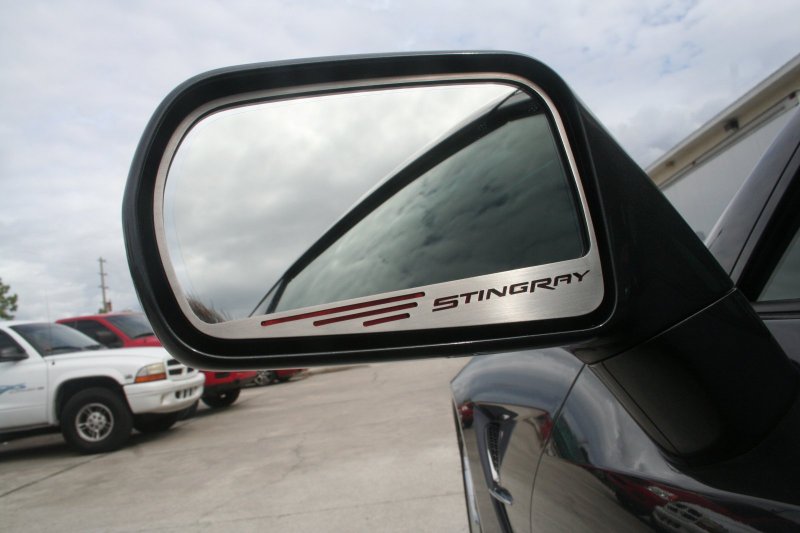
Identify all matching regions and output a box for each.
[273,368,305,380]
[452,93,800,531]
[202,371,256,391]
[451,348,582,532]
[124,373,204,414]
[532,367,800,532]
[0,332,48,428]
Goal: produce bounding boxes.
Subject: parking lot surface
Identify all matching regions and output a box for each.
[1,357,470,532]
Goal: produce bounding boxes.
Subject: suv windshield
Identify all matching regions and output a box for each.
[106,313,155,339]
[12,323,102,356]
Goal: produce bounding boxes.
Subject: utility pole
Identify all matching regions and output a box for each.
[98,257,111,313]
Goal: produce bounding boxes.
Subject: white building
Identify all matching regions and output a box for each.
[648,54,800,240]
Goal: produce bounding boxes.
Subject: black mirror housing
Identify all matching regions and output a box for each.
[123,52,731,370]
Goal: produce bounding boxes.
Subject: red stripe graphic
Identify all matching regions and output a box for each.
[363,313,411,327]
[313,303,417,327]
[261,292,425,327]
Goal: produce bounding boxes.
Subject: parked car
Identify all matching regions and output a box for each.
[0,321,204,453]
[252,368,306,386]
[122,53,800,531]
[58,312,257,408]
[57,311,159,348]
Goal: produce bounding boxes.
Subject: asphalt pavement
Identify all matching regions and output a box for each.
[0,357,471,532]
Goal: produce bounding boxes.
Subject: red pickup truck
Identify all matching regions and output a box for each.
[57,312,256,408]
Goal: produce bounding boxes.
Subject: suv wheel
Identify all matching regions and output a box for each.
[61,388,133,454]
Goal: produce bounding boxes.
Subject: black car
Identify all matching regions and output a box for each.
[122,53,800,531]
[450,80,800,530]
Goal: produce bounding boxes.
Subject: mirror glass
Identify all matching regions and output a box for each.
[163,83,588,325]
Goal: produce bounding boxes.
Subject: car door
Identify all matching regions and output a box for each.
[0,329,48,430]
[529,104,800,533]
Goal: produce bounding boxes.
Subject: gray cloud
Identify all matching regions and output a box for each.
[1,0,798,320]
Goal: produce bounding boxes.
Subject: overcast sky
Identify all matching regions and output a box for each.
[1,0,799,321]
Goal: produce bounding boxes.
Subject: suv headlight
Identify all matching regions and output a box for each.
[135,362,167,383]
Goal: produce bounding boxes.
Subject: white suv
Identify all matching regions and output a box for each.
[0,321,204,453]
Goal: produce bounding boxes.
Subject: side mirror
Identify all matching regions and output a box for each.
[0,346,28,362]
[124,52,730,369]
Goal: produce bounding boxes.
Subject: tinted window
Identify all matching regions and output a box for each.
[72,320,118,345]
[271,100,585,313]
[0,330,24,354]
[105,314,154,339]
[760,227,800,301]
[661,107,798,241]
[11,323,102,356]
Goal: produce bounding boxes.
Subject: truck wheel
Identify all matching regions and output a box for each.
[201,388,241,408]
[133,412,180,433]
[61,388,133,454]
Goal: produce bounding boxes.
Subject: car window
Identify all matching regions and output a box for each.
[0,330,24,354]
[659,106,799,242]
[72,320,117,343]
[11,323,103,356]
[759,226,800,302]
[105,314,154,339]
[748,168,800,305]
[268,101,586,313]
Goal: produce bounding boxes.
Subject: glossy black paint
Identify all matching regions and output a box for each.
[564,108,734,364]
[451,348,583,533]
[452,110,800,531]
[455,335,800,531]
[532,367,800,532]
[599,290,796,464]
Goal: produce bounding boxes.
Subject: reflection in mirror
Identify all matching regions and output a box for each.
[163,82,587,324]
